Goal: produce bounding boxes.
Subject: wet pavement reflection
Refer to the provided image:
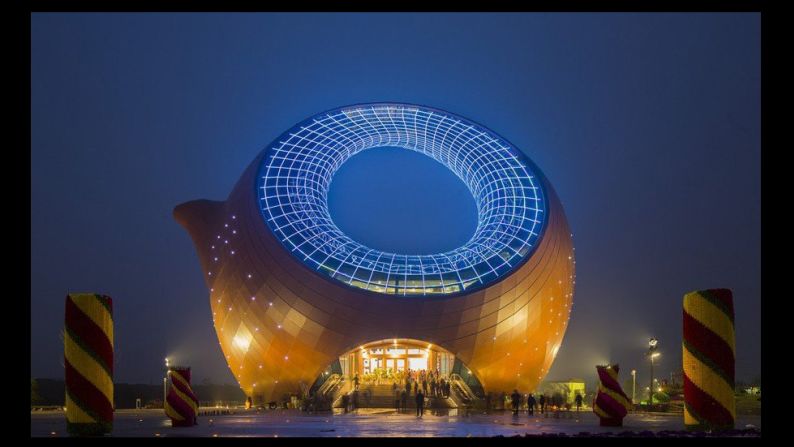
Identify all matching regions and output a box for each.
[31,408,762,437]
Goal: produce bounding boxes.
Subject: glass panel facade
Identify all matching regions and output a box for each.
[408,357,428,371]
[452,358,485,398]
[257,104,547,296]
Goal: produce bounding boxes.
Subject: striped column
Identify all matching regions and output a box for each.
[165,367,199,427]
[593,364,630,427]
[683,288,735,431]
[64,293,114,436]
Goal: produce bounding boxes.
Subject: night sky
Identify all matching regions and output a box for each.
[31,13,760,387]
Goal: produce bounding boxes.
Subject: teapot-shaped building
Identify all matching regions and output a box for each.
[174,103,575,403]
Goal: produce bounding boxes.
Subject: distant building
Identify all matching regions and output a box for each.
[537,379,586,405]
[743,386,761,395]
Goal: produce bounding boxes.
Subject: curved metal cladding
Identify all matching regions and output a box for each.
[174,104,575,403]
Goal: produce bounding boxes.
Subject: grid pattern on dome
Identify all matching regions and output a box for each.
[257,104,545,296]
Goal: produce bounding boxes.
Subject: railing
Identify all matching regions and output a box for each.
[30,406,64,412]
[299,381,310,398]
[318,374,342,396]
[331,378,353,408]
[449,373,480,410]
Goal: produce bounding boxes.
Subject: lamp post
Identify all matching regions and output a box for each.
[647,338,659,406]
[164,357,170,408]
[631,369,636,405]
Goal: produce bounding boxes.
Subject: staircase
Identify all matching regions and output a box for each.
[337,383,458,409]
[359,384,399,408]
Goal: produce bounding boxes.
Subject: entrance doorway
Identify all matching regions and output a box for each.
[310,339,486,406]
[339,338,455,385]
[362,344,431,374]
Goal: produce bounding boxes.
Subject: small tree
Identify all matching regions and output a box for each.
[652,391,670,403]
[31,379,43,406]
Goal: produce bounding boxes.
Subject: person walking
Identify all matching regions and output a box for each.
[539,394,546,414]
[527,393,536,416]
[416,388,425,417]
[405,378,411,396]
[400,389,407,413]
[394,387,401,412]
[575,393,583,412]
[511,389,521,416]
[353,373,360,391]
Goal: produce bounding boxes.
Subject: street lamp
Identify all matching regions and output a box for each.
[647,338,659,406]
[631,369,636,406]
[164,357,170,408]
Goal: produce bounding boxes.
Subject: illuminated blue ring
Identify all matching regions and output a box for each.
[257,103,547,296]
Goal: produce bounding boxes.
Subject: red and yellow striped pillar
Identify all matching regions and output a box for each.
[683,288,735,431]
[593,364,631,427]
[165,367,199,427]
[64,293,114,436]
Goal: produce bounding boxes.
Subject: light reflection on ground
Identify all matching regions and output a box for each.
[31,408,761,437]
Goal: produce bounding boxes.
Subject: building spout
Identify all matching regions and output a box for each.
[173,199,226,279]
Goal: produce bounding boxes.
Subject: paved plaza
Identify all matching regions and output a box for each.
[31,408,762,437]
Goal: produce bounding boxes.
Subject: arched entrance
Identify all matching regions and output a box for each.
[310,338,485,407]
[345,338,454,381]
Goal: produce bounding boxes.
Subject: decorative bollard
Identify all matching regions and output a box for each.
[165,366,199,427]
[593,364,630,427]
[683,289,735,431]
[64,293,114,436]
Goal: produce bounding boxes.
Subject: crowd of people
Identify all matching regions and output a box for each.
[353,368,452,395]
[398,368,451,417]
[403,369,451,398]
[347,368,454,417]
[503,390,585,416]
[342,368,587,418]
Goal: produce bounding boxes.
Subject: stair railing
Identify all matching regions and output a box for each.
[317,374,341,396]
[449,373,479,406]
[331,377,352,408]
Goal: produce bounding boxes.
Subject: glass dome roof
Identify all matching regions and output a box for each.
[257,103,547,296]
